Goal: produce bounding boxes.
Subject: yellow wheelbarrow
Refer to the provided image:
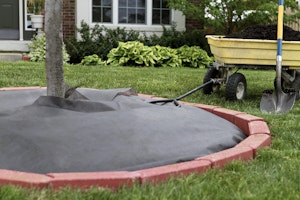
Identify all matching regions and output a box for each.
[205,1,298,113]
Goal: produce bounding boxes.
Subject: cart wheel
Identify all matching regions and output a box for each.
[203,66,220,94]
[226,73,247,100]
[292,70,300,99]
[275,70,300,99]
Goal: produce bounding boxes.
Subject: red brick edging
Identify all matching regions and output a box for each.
[0,88,271,189]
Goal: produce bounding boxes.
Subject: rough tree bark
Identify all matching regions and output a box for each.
[45,0,64,97]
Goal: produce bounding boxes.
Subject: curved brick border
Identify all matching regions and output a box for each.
[0,88,271,189]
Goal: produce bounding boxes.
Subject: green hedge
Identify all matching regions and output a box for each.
[65,21,140,64]
[65,21,211,64]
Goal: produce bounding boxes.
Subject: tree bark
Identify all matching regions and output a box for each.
[45,0,64,97]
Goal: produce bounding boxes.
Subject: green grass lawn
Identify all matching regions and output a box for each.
[0,62,299,200]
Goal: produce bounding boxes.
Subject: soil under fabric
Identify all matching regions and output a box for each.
[225,24,300,41]
[0,88,246,174]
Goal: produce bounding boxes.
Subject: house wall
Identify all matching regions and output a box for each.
[62,0,76,40]
[186,18,203,31]
[75,0,185,38]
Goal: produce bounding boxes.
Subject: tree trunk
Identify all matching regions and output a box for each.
[45,0,64,97]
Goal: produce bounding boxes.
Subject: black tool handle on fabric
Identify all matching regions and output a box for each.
[149,79,214,105]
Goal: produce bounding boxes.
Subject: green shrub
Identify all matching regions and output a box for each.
[182,30,212,56]
[141,25,211,55]
[65,21,140,64]
[28,33,70,63]
[65,21,211,64]
[107,41,211,68]
[80,54,105,66]
[177,45,212,68]
[142,24,185,48]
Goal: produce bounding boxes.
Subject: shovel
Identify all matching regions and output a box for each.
[260,0,296,113]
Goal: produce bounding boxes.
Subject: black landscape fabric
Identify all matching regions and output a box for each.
[0,88,246,174]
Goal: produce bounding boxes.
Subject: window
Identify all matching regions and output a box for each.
[118,0,146,24]
[92,0,112,23]
[152,0,170,25]
[91,0,172,26]
[25,0,34,30]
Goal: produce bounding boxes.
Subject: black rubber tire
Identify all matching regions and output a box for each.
[202,66,219,94]
[292,70,300,99]
[275,70,300,99]
[226,73,247,100]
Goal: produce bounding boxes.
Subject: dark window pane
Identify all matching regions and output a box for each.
[92,0,112,23]
[93,0,101,6]
[162,0,168,8]
[128,8,136,23]
[137,9,145,23]
[119,0,126,7]
[103,0,112,6]
[152,0,160,8]
[119,8,127,23]
[103,8,112,22]
[118,0,145,24]
[137,0,145,7]
[92,8,102,22]
[152,0,170,25]
[128,0,136,7]
[162,10,170,24]
[152,10,160,24]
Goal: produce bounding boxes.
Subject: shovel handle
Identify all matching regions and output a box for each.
[276,0,284,91]
[277,0,284,57]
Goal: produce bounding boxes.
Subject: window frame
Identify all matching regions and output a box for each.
[92,0,113,24]
[118,0,147,24]
[152,0,171,25]
[90,0,173,27]
[24,0,34,31]
[77,0,185,37]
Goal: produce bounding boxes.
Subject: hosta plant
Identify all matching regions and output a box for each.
[107,41,212,68]
[80,54,105,66]
[28,33,70,63]
[177,45,213,68]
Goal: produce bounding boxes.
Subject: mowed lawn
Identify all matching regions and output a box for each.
[0,62,299,200]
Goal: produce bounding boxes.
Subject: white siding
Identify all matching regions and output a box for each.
[76,0,185,37]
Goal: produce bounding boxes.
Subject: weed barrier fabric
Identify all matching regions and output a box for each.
[0,88,246,174]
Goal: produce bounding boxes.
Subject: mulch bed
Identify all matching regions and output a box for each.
[225,24,300,41]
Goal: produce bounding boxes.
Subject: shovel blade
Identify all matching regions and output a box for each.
[260,90,296,113]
